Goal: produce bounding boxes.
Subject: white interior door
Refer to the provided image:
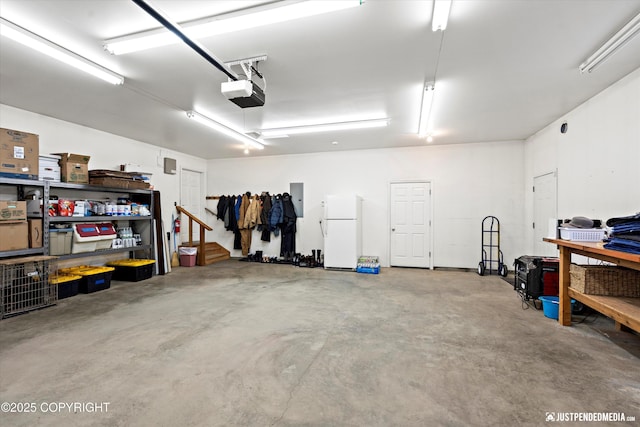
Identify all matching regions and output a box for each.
[180,168,203,242]
[533,171,558,256]
[390,182,431,268]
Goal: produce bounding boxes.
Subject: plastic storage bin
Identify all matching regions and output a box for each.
[49,228,73,255]
[107,259,155,282]
[179,247,197,267]
[72,223,100,253]
[95,222,117,250]
[50,274,81,299]
[58,265,114,293]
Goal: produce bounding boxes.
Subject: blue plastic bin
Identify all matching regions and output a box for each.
[538,296,575,320]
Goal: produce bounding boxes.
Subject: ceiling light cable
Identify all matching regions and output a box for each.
[106,1,364,55]
[130,0,238,81]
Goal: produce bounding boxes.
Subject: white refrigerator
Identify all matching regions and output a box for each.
[323,195,362,269]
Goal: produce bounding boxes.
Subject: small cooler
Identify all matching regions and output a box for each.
[107,259,155,282]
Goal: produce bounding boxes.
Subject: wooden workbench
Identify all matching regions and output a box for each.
[543,238,640,332]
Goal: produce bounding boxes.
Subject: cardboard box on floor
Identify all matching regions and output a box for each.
[54,153,90,183]
[0,221,29,251]
[0,201,27,221]
[0,128,39,180]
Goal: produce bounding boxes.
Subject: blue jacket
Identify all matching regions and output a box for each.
[234,196,242,221]
[269,197,284,236]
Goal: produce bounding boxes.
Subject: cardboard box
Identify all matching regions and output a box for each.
[28,219,42,248]
[0,221,29,251]
[0,201,27,221]
[0,128,39,180]
[54,153,90,183]
[39,154,61,181]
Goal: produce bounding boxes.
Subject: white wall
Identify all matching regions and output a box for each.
[5,63,636,270]
[523,67,640,253]
[0,104,207,242]
[207,141,526,268]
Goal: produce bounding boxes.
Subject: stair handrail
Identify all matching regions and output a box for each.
[176,206,213,265]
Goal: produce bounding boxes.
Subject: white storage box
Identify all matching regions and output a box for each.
[558,227,606,242]
[39,155,61,182]
[72,223,101,253]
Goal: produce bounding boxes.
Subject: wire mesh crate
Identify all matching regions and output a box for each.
[1,256,58,319]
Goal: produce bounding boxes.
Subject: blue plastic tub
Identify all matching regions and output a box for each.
[538,296,575,320]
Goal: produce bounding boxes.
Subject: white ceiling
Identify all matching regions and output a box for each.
[1,0,639,159]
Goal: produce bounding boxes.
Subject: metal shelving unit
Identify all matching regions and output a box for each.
[1,177,155,261]
[56,245,153,261]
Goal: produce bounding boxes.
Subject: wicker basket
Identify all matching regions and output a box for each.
[569,264,640,297]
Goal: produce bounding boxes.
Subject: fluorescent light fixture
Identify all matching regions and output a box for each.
[105,0,364,55]
[259,118,389,139]
[418,84,435,138]
[579,12,640,73]
[186,110,264,150]
[432,0,452,31]
[0,17,124,85]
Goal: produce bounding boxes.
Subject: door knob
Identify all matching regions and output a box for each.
[392,228,396,232]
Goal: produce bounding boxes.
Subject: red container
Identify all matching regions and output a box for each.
[543,272,559,296]
[179,247,197,267]
[180,254,196,267]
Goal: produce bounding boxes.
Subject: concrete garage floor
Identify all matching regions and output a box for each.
[1,261,639,426]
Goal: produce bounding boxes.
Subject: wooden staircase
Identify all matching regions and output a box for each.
[176,206,230,266]
[183,241,230,266]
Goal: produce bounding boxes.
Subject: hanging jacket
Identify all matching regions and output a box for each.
[270,195,284,236]
[243,195,261,229]
[238,193,250,230]
[224,196,235,230]
[281,193,297,234]
[216,196,227,221]
[234,195,242,221]
[259,193,272,237]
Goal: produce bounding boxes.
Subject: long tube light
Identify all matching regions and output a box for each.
[259,118,389,139]
[432,0,452,31]
[0,17,124,85]
[418,84,435,138]
[579,12,640,73]
[105,0,364,55]
[186,111,264,150]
